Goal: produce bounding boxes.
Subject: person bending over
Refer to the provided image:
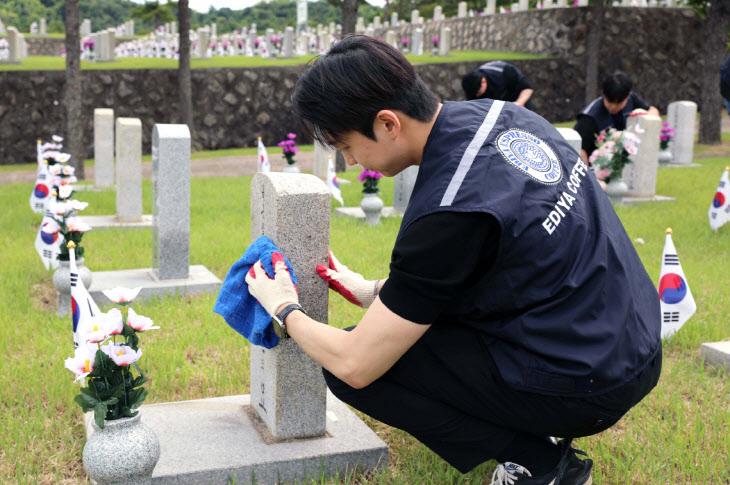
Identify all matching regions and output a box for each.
[462,60,535,110]
[574,71,659,165]
[246,36,662,485]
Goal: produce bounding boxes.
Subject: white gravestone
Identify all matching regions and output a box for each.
[439,27,451,56]
[40,19,46,36]
[115,118,143,222]
[458,2,468,17]
[283,26,294,57]
[556,128,582,157]
[94,108,115,189]
[486,0,497,14]
[667,101,697,165]
[250,173,330,440]
[412,28,423,56]
[622,115,661,198]
[434,6,443,20]
[152,124,191,280]
[519,0,529,10]
[394,166,419,213]
[391,12,399,26]
[313,142,336,180]
[411,9,420,24]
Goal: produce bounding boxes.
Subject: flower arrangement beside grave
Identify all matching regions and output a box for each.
[64,286,157,429]
[44,196,91,260]
[660,122,675,150]
[589,127,641,184]
[277,133,299,165]
[432,35,440,49]
[358,168,383,195]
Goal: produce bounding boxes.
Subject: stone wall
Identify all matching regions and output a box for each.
[378,7,704,112]
[0,7,705,165]
[0,59,570,163]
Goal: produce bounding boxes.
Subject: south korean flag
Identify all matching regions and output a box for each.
[658,229,696,339]
[34,208,63,271]
[708,167,730,231]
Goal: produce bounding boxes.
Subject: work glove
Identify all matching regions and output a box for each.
[316,250,380,308]
[245,252,299,316]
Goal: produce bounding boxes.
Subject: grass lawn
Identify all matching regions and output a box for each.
[1,147,729,484]
[0,50,544,72]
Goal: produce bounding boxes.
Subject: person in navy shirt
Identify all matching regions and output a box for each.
[462,61,535,110]
[246,36,661,485]
[574,72,659,164]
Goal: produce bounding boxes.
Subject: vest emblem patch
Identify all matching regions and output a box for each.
[496,129,563,185]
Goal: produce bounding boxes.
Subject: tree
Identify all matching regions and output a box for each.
[178,0,192,133]
[695,0,730,144]
[130,0,176,29]
[584,0,604,104]
[327,0,361,35]
[64,0,84,179]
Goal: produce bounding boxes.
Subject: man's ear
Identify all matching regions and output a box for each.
[374,110,401,141]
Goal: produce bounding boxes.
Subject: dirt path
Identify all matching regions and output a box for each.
[1,151,328,185]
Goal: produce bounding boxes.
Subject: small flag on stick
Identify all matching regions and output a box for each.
[327,155,344,206]
[708,166,730,231]
[35,199,62,270]
[67,241,101,348]
[258,137,270,173]
[658,228,696,339]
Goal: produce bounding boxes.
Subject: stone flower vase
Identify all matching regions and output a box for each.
[282,163,300,173]
[361,192,384,225]
[605,178,629,206]
[658,147,673,165]
[52,258,92,317]
[83,413,161,485]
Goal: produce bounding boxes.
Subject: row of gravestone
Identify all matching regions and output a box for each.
[85,111,221,305]
[0,26,28,64]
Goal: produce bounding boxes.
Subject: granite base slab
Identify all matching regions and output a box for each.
[84,214,153,231]
[84,392,388,485]
[335,206,402,220]
[88,265,221,305]
[701,341,730,373]
[619,195,675,205]
[663,163,702,168]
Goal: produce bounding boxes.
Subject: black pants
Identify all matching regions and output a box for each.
[323,322,662,473]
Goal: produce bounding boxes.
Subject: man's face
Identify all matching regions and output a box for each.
[475,77,488,98]
[335,130,406,177]
[603,94,630,115]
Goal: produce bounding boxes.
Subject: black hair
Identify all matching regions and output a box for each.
[461,71,485,100]
[291,35,440,147]
[601,71,633,103]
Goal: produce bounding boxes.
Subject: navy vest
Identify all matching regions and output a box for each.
[399,99,661,396]
[478,61,508,100]
[579,95,640,133]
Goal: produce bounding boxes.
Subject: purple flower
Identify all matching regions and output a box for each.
[254,39,260,47]
[401,37,409,46]
[287,133,297,140]
[432,35,440,47]
[358,169,383,182]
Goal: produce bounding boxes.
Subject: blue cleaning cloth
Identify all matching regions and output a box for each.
[213,235,297,349]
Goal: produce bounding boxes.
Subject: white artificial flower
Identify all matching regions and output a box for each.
[48,164,62,175]
[61,165,75,176]
[106,308,124,336]
[66,217,91,232]
[67,199,89,211]
[64,346,96,383]
[56,153,71,163]
[127,308,159,332]
[102,287,143,305]
[58,185,74,199]
[101,343,142,366]
[48,199,68,215]
[78,314,114,344]
[52,135,64,143]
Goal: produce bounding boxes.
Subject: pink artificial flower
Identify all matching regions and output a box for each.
[66,217,91,232]
[79,314,114,344]
[287,133,296,140]
[595,169,611,180]
[101,344,142,366]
